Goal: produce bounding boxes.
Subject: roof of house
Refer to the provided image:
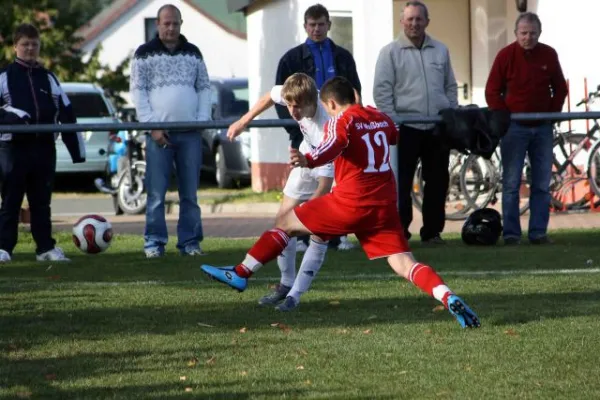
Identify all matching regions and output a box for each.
[76,0,247,46]
[226,0,257,13]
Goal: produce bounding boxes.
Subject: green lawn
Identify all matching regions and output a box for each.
[1,231,600,399]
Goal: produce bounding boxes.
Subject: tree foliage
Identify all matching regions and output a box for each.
[0,0,129,108]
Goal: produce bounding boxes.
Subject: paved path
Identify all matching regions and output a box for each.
[50,208,600,238]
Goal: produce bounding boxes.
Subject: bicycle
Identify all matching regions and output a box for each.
[459,147,532,216]
[412,150,472,221]
[459,95,600,214]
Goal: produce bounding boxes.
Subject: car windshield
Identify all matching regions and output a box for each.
[221,84,249,119]
[66,92,112,118]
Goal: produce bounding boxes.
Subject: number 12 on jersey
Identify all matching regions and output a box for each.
[361,131,391,173]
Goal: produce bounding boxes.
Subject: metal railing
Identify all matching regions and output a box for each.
[3,111,600,133]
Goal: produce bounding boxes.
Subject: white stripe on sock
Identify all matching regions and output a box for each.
[432,285,451,303]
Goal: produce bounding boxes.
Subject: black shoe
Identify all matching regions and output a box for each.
[530,236,553,245]
[422,235,446,245]
[504,237,521,246]
[258,284,291,306]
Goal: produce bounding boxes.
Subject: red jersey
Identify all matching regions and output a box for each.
[304,104,398,206]
[485,42,567,113]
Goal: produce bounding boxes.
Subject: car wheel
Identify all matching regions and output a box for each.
[215,145,236,189]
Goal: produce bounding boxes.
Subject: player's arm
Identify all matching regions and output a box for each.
[310,163,334,199]
[310,176,334,200]
[305,117,350,168]
[227,91,275,141]
[290,119,349,168]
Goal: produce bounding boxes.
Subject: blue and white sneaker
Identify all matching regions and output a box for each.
[200,265,248,292]
[446,295,481,328]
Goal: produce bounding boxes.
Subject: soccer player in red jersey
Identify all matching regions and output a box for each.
[202,77,480,328]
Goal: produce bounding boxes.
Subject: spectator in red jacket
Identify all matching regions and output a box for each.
[485,12,567,246]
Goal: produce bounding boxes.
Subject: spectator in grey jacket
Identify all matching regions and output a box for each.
[373,0,458,245]
[130,4,211,258]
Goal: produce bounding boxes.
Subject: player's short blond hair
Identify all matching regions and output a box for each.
[281,73,318,107]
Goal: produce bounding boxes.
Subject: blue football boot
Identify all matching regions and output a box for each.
[446,294,481,328]
[200,265,248,292]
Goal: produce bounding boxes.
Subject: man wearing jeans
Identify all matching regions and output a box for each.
[373,1,458,245]
[485,12,567,245]
[130,4,211,257]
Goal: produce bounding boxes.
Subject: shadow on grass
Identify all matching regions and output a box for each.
[0,349,304,399]
[2,288,599,340]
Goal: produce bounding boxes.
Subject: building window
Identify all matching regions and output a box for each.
[145,18,157,42]
[329,12,353,54]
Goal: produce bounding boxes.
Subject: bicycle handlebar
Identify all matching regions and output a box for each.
[577,85,600,107]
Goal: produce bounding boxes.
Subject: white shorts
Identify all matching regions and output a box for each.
[283,164,333,201]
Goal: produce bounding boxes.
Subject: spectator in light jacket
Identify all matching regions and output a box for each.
[373,0,458,245]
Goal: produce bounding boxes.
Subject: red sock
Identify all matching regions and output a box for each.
[234,264,252,278]
[409,263,452,307]
[234,229,290,278]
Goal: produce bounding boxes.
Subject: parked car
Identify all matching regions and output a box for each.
[115,79,252,189]
[55,83,119,174]
[203,78,251,188]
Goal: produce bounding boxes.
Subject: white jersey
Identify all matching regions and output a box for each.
[270,85,331,155]
[270,85,333,199]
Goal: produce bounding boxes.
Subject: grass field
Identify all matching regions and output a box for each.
[1,230,600,399]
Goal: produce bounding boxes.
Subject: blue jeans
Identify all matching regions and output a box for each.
[144,131,203,253]
[500,122,553,241]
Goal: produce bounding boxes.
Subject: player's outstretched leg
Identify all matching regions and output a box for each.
[387,253,480,328]
[201,210,311,292]
[276,237,328,311]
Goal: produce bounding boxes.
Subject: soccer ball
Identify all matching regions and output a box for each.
[72,214,113,254]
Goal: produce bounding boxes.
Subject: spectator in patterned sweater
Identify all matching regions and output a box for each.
[485,12,567,245]
[130,4,212,258]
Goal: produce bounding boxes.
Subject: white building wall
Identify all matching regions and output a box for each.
[534,0,600,132]
[81,0,247,105]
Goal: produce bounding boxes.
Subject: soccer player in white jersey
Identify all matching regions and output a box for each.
[226,73,333,311]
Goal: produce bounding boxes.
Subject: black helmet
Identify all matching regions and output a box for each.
[462,208,502,245]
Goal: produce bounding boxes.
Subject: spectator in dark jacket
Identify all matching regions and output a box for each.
[0,24,85,263]
[485,12,567,245]
[275,3,362,150]
[275,3,361,252]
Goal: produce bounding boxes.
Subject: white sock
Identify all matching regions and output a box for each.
[288,239,328,301]
[277,237,297,287]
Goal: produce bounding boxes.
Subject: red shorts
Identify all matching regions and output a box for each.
[294,194,410,259]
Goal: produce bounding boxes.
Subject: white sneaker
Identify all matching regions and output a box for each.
[337,236,356,251]
[36,247,70,262]
[145,249,164,259]
[0,249,11,263]
[182,247,206,256]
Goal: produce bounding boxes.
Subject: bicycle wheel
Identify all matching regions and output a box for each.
[586,138,600,203]
[412,151,471,221]
[461,151,531,215]
[411,162,423,213]
[459,154,498,211]
[552,133,596,210]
